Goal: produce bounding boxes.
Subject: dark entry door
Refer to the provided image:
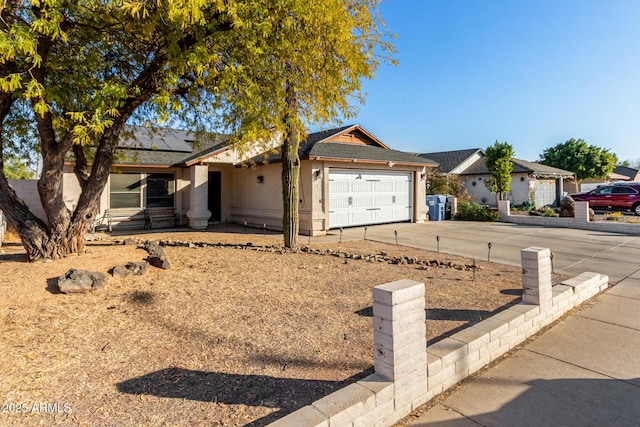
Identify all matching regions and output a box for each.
[208,171,222,222]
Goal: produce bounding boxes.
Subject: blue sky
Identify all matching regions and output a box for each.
[337,0,640,163]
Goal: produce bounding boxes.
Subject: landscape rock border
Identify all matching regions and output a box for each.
[112,238,480,272]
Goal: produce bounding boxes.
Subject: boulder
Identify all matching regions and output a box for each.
[112,261,149,278]
[143,241,171,269]
[58,269,107,294]
[560,195,575,218]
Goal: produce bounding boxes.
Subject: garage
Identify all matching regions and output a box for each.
[328,170,413,228]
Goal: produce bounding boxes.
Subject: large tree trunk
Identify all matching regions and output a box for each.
[0,121,122,261]
[282,83,300,248]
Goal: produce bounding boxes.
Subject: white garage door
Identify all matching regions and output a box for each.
[329,170,413,228]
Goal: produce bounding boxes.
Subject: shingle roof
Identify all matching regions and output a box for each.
[120,127,194,152]
[613,166,640,180]
[114,150,194,166]
[307,142,436,165]
[113,127,231,167]
[418,149,482,173]
[461,157,574,177]
[244,125,437,167]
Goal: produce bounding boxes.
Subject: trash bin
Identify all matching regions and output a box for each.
[427,195,446,221]
[445,196,457,220]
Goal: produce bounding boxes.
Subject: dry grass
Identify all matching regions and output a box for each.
[1,229,526,426]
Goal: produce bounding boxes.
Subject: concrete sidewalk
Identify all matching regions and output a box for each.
[329,222,640,427]
[407,276,640,427]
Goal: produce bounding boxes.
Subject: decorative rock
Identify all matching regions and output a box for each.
[560,195,575,217]
[58,269,107,294]
[112,261,149,278]
[144,241,171,269]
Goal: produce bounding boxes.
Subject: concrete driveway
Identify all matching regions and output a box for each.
[314,221,640,282]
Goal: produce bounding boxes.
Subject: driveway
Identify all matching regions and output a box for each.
[314,221,640,282]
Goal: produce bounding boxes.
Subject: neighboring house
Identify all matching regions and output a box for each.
[565,166,640,193]
[614,166,640,182]
[419,149,573,207]
[61,125,437,235]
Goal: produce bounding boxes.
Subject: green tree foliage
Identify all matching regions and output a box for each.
[619,158,640,169]
[426,170,469,200]
[540,139,617,185]
[0,0,392,259]
[2,155,34,179]
[484,141,514,202]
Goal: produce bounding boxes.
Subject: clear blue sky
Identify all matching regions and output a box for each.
[339,0,640,163]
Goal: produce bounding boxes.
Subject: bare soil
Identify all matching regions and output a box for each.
[0,228,528,426]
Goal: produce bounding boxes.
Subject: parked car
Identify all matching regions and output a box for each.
[571,182,640,215]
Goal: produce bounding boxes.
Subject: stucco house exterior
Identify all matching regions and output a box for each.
[566,166,640,193]
[419,149,574,207]
[62,125,437,235]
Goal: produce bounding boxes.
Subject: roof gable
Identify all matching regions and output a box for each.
[460,156,573,177]
[243,124,436,167]
[311,125,389,149]
[419,149,483,173]
[613,166,640,180]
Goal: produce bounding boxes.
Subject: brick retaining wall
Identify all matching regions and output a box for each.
[269,247,608,427]
[497,200,640,235]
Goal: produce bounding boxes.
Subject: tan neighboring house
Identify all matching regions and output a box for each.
[566,166,640,193]
[419,149,573,207]
[62,125,437,235]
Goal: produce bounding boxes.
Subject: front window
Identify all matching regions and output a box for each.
[146,173,175,208]
[110,173,142,208]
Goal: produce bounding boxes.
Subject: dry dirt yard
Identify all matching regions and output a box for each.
[1,228,527,426]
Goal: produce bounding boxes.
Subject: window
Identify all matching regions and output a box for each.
[612,186,637,194]
[146,173,175,208]
[593,187,613,195]
[110,173,142,208]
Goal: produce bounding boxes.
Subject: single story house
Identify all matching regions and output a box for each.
[419,149,574,207]
[62,125,437,235]
[566,166,640,193]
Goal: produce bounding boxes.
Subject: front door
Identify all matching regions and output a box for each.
[208,171,222,222]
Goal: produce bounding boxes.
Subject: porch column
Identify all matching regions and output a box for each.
[556,178,564,206]
[186,165,211,230]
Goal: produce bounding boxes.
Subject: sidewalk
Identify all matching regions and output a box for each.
[407,275,640,426]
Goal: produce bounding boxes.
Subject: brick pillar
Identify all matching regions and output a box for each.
[186,165,211,229]
[574,201,590,222]
[497,200,510,218]
[373,279,427,410]
[521,247,553,309]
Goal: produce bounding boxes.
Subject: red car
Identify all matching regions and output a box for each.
[571,183,640,215]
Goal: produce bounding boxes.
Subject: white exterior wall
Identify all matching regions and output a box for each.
[7,179,47,222]
[463,174,493,205]
[509,174,531,206]
[464,174,560,207]
[231,163,284,230]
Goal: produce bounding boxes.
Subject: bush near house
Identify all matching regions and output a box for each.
[454,201,500,222]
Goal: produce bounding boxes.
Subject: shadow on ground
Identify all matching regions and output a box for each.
[412,377,640,426]
[355,297,522,346]
[117,367,373,426]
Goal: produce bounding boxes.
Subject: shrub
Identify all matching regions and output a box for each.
[605,211,624,221]
[455,201,500,222]
[538,207,558,217]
